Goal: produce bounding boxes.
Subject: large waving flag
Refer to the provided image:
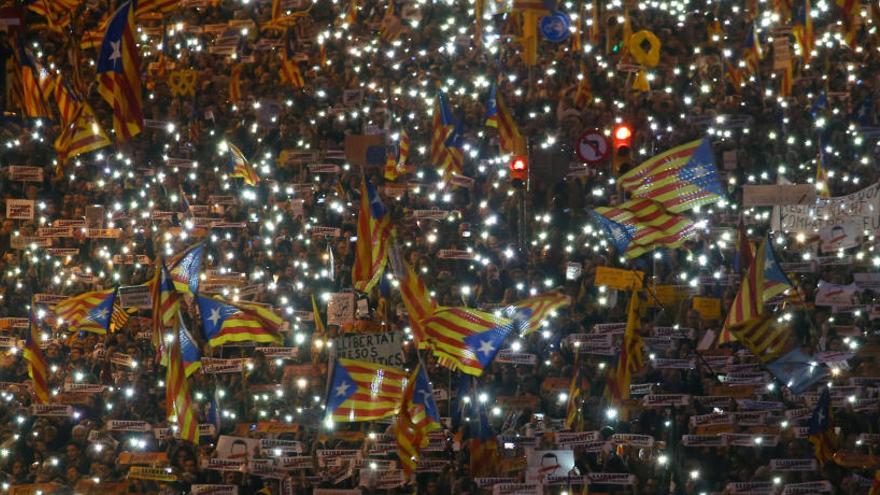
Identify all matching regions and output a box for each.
[743,23,763,75]
[618,138,724,213]
[53,77,111,166]
[326,358,406,422]
[722,234,792,333]
[398,261,437,346]
[166,316,198,444]
[24,302,49,404]
[353,177,392,293]
[837,0,860,48]
[168,243,205,296]
[226,142,260,186]
[766,347,828,394]
[179,321,202,377]
[605,290,645,405]
[421,307,514,376]
[196,296,283,347]
[507,291,571,335]
[135,0,180,16]
[280,29,305,89]
[150,261,181,354]
[808,388,837,466]
[485,84,522,154]
[397,364,441,474]
[592,198,696,259]
[54,288,117,334]
[96,0,144,141]
[14,40,52,119]
[431,93,464,181]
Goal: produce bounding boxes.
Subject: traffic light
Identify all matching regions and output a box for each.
[612,123,633,175]
[510,155,528,188]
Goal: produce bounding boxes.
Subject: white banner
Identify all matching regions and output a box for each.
[774,182,880,232]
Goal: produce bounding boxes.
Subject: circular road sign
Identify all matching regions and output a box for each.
[576,129,610,164]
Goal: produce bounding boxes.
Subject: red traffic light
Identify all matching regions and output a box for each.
[510,155,528,183]
[613,124,633,148]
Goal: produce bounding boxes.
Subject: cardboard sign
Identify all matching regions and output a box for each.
[7,166,44,182]
[692,297,721,319]
[327,292,355,326]
[594,266,644,290]
[6,199,34,220]
[311,226,342,237]
[495,350,537,365]
[107,420,152,432]
[492,484,540,495]
[742,184,816,206]
[332,331,404,367]
[118,452,169,466]
[119,284,152,308]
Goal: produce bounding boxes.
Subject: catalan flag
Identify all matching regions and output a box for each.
[135,0,180,16]
[24,302,49,404]
[485,83,522,154]
[166,316,199,444]
[27,0,79,29]
[280,29,305,89]
[792,0,814,63]
[398,261,437,347]
[807,388,836,466]
[396,364,441,475]
[81,28,105,50]
[431,92,464,181]
[384,132,402,181]
[591,198,696,259]
[728,313,792,362]
[466,404,498,477]
[14,40,52,119]
[326,358,406,422]
[179,320,202,377]
[507,291,571,335]
[398,129,410,170]
[311,294,325,337]
[52,78,111,166]
[196,296,283,347]
[96,0,144,141]
[229,63,242,104]
[725,61,743,91]
[765,347,828,393]
[836,0,860,48]
[352,177,392,293]
[780,63,793,98]
[54,288,117,334]
[226,142,260,185]
[605,290,645,404]
[565,357,584,430]
[168,243,204,296]
[743,24,763,76]
[722,234,793,333]
[110,303,132,332]
[574,64,593,108]
[151,261,181,346]
[421,307,514,376]
[816,151,830,199]
[618,138,724,213]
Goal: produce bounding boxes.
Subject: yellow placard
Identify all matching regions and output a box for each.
[594,266,644,290]
[127,466,178,482]
[118,452,169,466]
[648,285,693,307]
[692,297,721,320]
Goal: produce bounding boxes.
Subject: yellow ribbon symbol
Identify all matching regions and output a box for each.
[628,30,661,93]
[168,70,197,97]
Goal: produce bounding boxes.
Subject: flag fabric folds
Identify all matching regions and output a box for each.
[326,358,406,422]
[723,234,793,333]
[196,296,283,347]
[743,24,763,76]
[96,0,144,141]
[792,0,814,63]
[836,0,860,48]
[25,303,50,404]
[396,364,441,474]
[565,358,584,430]
[166,316,199,444]
[398,261,437,346]
[54,288,117,334]
[807,388,836,466]
[591,198,696,259]
[431,93,464,181]
[179,321,202,377]
[151,261,181,350]
[227,142,260,186]
[280,29,305,89]
[168,243,205,296]
[618,138,724,213]
[606,290,645,404]
[135,0,180,16]
[352,177,392,293]
[816,151,830,199]
[14,40,52,118]
[507,291,571,335]
[52,78,111,166]
[485,84,522,154]
[229,63,242,104]
[467,405,498,477]
[765,347,828,394]
[110,303,132,332]
[421,307,514,376]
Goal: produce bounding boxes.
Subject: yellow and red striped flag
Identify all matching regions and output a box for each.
[397,364,441,474]
[229,63,242,104]
[14,41,52,119]
[52,78,111,167]
[166,318,199,444]
[421,307,514,376]
[326,358,406,422]
[591,198,697,259]
[605,290,645,404]
[96,0,144,141]
[110,303,132,332]
[399,261,437,347]
[24,303,49,404]
[352,177,392,293]
[136,0,180,16]
[195,295,283,347]
[485,84,522,154]
[226,142,260,186]
[793,0,814,63]
[431,93,464,181]
[280,29,305,89]
[54,288,117,334]
[565,357,585,430]
[836,0,860,48]
[508,291,571,335]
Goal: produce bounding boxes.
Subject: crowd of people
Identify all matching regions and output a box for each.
[1,0,880,493]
